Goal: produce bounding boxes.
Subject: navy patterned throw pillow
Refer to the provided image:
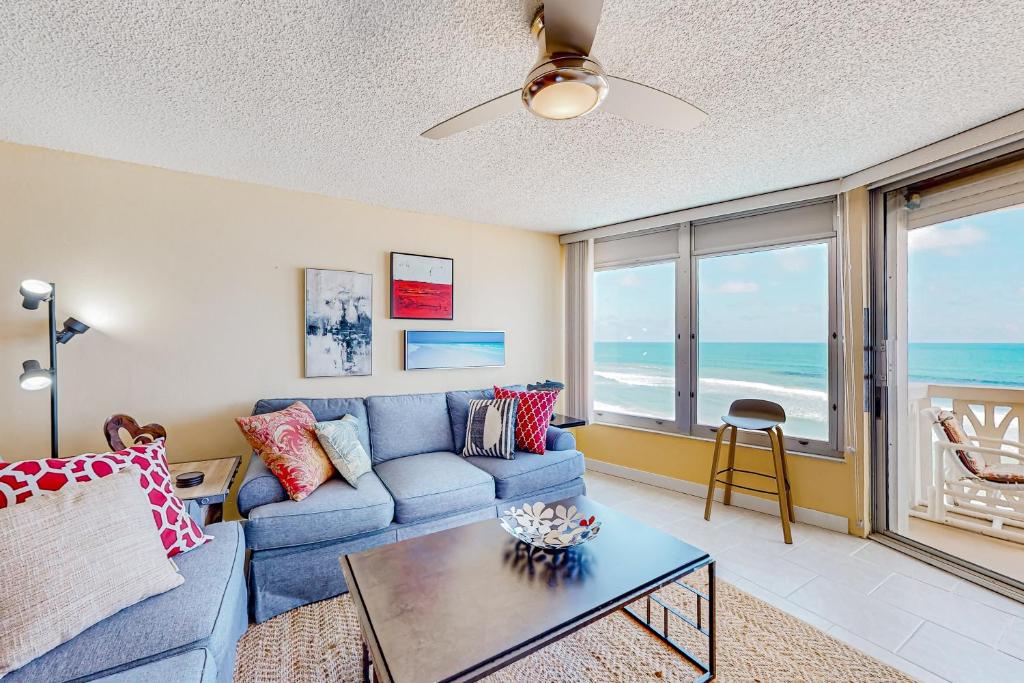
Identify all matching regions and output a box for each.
[462,398,518,459]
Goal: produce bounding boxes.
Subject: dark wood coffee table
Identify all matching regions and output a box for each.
[340,496,715,682]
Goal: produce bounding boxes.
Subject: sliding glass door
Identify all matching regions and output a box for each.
[873,150,1024,593]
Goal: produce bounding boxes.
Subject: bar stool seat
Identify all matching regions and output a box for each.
[703,399,795,544]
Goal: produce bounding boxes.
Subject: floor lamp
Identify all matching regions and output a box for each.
[18,279,89,458]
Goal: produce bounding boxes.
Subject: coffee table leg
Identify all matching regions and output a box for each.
[361,637,372,683]
[708,560,716,680]
[622,559,715,682]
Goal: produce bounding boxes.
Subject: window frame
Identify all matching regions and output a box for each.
[687,234,842,458]
[591,228,690,435]
[589,202,845,459]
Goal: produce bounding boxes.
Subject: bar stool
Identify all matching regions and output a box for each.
[703,399,795,544]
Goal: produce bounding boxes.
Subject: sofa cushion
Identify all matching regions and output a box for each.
[367,393,454,463]
[245,473,394,550]
[374,452,495,524]
[465,449,585,500]
[254,397,371,457]
[447,389,494,454]
[93,649,215,682]
[4,521,246,683]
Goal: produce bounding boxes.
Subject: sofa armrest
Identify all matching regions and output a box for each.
[546,426,576,452]
[237,454,288,518]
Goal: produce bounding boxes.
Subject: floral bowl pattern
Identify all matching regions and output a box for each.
[499,502,601,550]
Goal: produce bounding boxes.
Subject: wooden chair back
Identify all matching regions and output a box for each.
[104,414,167,451]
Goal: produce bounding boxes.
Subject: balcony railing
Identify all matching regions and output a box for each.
[906,383,1024,543]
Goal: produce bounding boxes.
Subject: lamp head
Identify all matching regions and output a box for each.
[19,360,53,391]
[56,317,89,344]
[19,279,53,310]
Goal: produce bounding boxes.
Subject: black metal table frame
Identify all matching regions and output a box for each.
[351,557,716,683]
[623,557,716,683]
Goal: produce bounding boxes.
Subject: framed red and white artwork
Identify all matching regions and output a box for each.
[390,252,454,320]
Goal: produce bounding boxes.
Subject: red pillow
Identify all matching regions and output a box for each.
[494,387,559,455]
[0,439,210,557]
[235,402,333,501]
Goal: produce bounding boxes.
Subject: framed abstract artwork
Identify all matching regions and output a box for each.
[405,330,506,370]
[390,252,454,320]
[304,268,373,377]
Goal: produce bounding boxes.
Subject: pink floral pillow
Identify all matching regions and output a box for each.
[236,402,333,501]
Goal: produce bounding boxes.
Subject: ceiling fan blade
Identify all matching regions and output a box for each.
[601,76,708,133]
[542,0,604,56]
[421,90,521,139]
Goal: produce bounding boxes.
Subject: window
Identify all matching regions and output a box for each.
[593,262,676,424]
[587,199,841,456]
[696,242,831,442]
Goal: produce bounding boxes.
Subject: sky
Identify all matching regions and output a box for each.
[594,242,829,343]
[908,204,1024,343]
[593,203,1023,344]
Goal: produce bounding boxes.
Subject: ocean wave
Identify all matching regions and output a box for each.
[594,370,674,388]
[698,377,827,400]
[593,401,673,420]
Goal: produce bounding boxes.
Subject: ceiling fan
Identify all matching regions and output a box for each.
[421,0,708,139]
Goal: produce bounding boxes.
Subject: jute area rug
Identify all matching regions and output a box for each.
[234,569,912,682]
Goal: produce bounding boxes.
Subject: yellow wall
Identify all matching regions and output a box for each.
[0,142,563,488]
[579,187,873,535]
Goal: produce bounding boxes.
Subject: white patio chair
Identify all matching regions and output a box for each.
[924,407,1024,542]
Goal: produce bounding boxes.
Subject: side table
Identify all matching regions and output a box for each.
[550,413,587,429]
[169,455,242,525]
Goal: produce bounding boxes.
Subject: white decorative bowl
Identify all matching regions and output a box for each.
[499,502,601,550]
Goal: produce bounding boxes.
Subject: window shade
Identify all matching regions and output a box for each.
[907,158,1024,230]
[692,200,836,255]
[594,227,680,268]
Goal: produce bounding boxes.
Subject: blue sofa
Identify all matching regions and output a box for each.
[5,520,248,683]
[238,387,586,623]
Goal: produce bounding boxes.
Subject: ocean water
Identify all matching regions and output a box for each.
[406,341,505,370]
[594,341,1024,441]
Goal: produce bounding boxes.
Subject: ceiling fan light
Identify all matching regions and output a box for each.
[522,58,608,121]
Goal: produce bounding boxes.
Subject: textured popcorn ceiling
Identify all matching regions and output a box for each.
[1,1,1023,233]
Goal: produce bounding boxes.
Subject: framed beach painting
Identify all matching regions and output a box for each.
[390,252,454,320]
[304,268,373,377]
[405,330,506,370]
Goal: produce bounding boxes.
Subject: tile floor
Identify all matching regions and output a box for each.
[584,470,1024,683]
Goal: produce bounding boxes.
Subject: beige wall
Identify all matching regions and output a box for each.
[0,142,563,478]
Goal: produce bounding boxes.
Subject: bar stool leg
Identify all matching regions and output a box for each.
[704,426,727,520]
[722,426,738,506]
[768,428,793,544]
[776,426,795,523]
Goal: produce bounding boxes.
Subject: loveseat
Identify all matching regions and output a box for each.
[238,387,586,623]
[4,520,248,683]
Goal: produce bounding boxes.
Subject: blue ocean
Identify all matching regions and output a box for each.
[594,342,1024,441]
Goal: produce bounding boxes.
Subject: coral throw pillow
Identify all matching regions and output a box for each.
[236,402,333,501]
[0,439,210,557]
[494,386,559,455]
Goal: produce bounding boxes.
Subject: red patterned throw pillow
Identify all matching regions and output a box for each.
[235,402,333,501]
[0,439,210,557]
[494,386,559,455]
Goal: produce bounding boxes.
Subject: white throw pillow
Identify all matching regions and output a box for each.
[315,415,372,487]
[0,466,184,677]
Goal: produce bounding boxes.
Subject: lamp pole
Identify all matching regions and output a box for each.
[18,279,88,459]
[47,282,58,458]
